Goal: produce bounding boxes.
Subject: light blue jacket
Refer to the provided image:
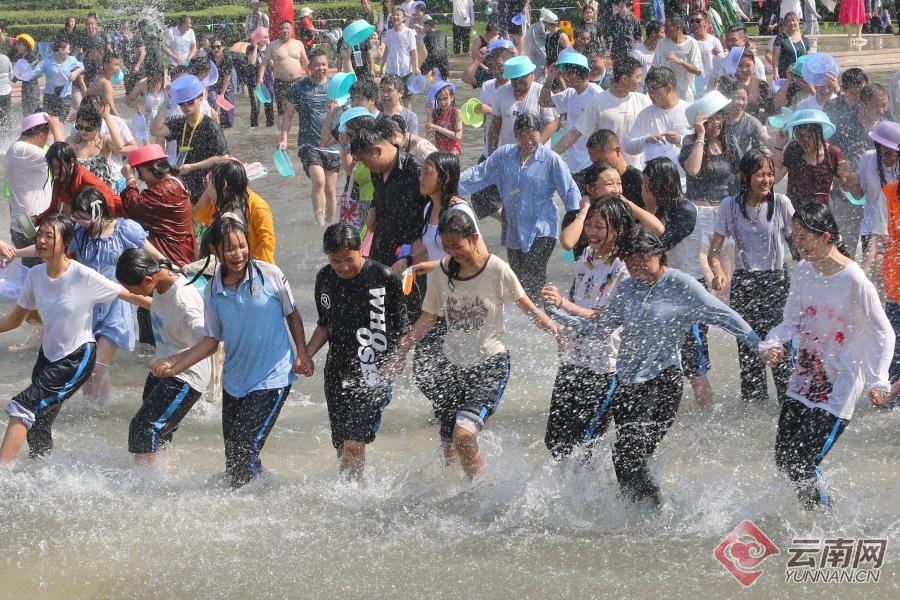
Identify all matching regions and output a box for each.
[31,55,84,98]
[459,143,581,252]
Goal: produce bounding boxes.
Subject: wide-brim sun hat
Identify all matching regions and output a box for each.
[338,106,377,133]
[20,111,48,133]
[801,52,840,87]
[15,34,35,51]
[427,80,455,106]
[203,61,219,87]
[557,51,589,71]
[786,108,836,140]
[170,74,205,104]
[869,120,900,149]
[723,45,744,78]
[685,90,731,129]
[462,98,484,128]
[328,71,357,101]
[343,20,375,47]
[128,144,168,168]
[512,12,528,26]
[406,73,428,94]
[792,55,810,77]
[487,38,514,53]
[503,55,536,79]
[12,59,32,81]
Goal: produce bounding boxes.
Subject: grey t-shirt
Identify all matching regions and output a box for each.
[714,192,794,272]
[679,140,740,203]
[724,113,767,158]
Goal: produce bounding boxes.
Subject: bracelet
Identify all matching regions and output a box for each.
[774,146,784,151]
[575,213,586,221]
[694,139,705,146]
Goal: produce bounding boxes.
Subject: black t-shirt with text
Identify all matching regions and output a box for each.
[164,115,229,202]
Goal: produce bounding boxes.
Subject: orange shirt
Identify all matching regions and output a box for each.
[883,181,900,303]
[194,189,276,264]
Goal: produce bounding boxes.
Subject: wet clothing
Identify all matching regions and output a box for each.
[782,143,843,209]
[772,33,809,78]
[163,114,228,203]
[370,149,430,267]
[120,176,196,267]
[431,106,460,154]
[545,365,617,458]
[36,165,122,225]
[129,374,203,454]
[194,190,276,264]
[222,385,291,488]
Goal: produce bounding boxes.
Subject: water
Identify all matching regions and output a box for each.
[1,77,899,598]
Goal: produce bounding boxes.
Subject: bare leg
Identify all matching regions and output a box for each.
[0,417,28,464]
[441,441,457,466]
[307,164,327,226]
[452,426,483,479]
[689,375,714,409]
[82,336,116,406]
[323,169,339,224]
[339,440,366,481]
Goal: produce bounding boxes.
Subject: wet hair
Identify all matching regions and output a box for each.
[514,113,542,135]
[645,19,663,38]
[586,195,636,253]
[617,226,666,257]
[308,48,327,61]
[138,158,176,180]
[45,142,78,190]
[860,83,888,105]
[695,111,738,175]
[323,223,362,253]
[584,43,606,59]
[792,123,828,166]
[586,129,618,150]
[437,210,479,290]
[583,161,617,189]
[792,202,851,258]
[209,160,250,220]
[102,51,119,66]
[40,214,76,253]
[82,94,108,111]
[875,140,900,187]
[349,119,392,155]
[116,248,178,286]
[718,78,748,99]
[736,149,776,222]
[71,186,113,260]
[645,66,676,90]
[75,103,102,131]
[350,78,379,102]
[841,68,868,90]
[642,157,684,224]
[383,113,408,135]
[782,11,798,23]
[189,55,210,77]
[666,14,686,32]
[52,39,69,53]
[201,212,260,286]
[612,55,641,83]
[380,74,405,93]
[422,152,463,243]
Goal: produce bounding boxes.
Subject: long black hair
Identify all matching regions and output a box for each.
[40,214,76,255]
[586,195,637,253]
[45,142,78,190]
[736,149,776,221]
[116,247,179,286]
[437,209,479,291]
[422,151,464,244]
[200,212,262,292]
[209,160,250,219]
[71,186,114,260]
[138,157,178,181]
[642,157,683,225]
[792,202,852,258]
[875,140,900,187]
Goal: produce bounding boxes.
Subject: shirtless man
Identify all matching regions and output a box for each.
[261,21,309,122]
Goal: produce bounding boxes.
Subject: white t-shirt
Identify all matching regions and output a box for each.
[692,35,723,93]
[452,0,474,27]
[858,150,899,236]
[712,51,766,82]
[383,27,417,76]
[622,100,691,174]
[551,83,604,172]
[168,26,197,65]
[652,37,703,102]
[17,261,123,362]
[574,89,652,168]
[796,93,836,111]
[630,43,655,91]
[761,261,893,420]
[492,81,558,147]
[152,275,212,393]
[0,54,12,96]
[479,78,501,157]
[421,201,481,263]
[4,141,51,232]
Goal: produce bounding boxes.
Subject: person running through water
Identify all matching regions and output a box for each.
[761,202,894,510]
[150,214,314,487]
[547,227,761,507]
[307,224,408,480]
[0,215,150,464]
[115,248,211,467]
[385,211,559,478]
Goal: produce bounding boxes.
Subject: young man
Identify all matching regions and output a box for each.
[489,56,558,152]
[420,16,449,80]
[282,49,341,226]
[165,16,197,72]
[381,8,419,80]
[631,19,662,90]
[688,10,723,95]
[652,15,702,102]
[607,0,642,67]
[308,223,407,480]
[264,21,309,121]
[380,75,419,134]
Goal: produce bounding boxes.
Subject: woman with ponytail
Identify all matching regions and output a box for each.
[385,210,559,477]
[707,150,795,404]
[116,248,210,466]
[762,202,894,511]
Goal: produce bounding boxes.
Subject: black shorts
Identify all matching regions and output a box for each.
[128,374,203,454]
[274,78,295,115]
[431,351,510,443]
[421,55,449,80]
[299,145,341,176]
[324,372,392,449]
[7,342,96,426]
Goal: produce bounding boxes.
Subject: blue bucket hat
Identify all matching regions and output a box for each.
[427,80,456,105]
[557,51,589,71]
[786,108,836,140]
[338,106,377,133]
[503,55,537,79]
[170,75,205,105]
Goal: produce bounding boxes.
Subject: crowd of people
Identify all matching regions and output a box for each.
[0,1,899,512]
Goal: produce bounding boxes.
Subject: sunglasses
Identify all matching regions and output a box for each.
[75,122,99,132]
[178,96,200,107]
[212,44,223,49]
[690,18,704,24]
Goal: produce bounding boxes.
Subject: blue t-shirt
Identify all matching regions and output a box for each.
[287,77,334,150]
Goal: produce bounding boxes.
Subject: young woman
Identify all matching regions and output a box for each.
[115,248,210,465]
[150,214,314,487]
[386,210,559,478]
[124,63,168,128]
[761,203,893,510]
[194,160,276,264]
[540,197,633,458]
[708,150,794,404]
[773,109,844,212]
[307,224,407,480]
[0,215,150,464]
[547,227,761,506]
[719,79,771,156]
[36,142,122,225]
[66,102,134,190]
[719,51,772,123]
[771,13,809,81]
[10,35,41,117]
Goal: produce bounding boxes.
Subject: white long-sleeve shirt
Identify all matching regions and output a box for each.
[760,261,894,420]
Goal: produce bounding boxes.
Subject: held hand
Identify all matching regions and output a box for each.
[710,270,727,292]
[541,284,564,307]
[0,240,16,262]
[380,352,406,379]
[870,389,891,408]
[411,262,436,277]
[663,131,682,145]
[761,347,784,367]
[150,357,176,378]
[293,351,315,377]
[836,159,852,183]
[391,258,407,277]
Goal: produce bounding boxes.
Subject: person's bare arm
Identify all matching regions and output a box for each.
[149,102,170,138]
[488,116,501,154]
[553,129,581,155]
[539,118,559,144]
[307,325,329,357]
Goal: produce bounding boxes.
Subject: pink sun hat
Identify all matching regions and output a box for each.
[20,112,48,133]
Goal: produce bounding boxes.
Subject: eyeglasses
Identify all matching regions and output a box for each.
[178,96,200,107]
[212,44,223,49]
[690,18,704,24]
[74,122,99,132]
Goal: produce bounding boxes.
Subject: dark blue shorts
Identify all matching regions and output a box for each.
[324,372,393,449]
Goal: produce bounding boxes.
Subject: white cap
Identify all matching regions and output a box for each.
[540,8,559,24]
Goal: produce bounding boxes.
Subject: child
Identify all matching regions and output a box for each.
[307,224,407,480]
[385,211,559,478]
[150,214,314,487]
[427,82,462,155]
[0,215,150,464]
[116,248,211,466]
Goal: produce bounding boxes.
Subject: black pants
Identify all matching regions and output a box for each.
[129,374,203,454]
[42,88,71,120]
[136,307,156,346]
[775,399,848,510]
[731,269,791,403]
[249,86,275,127]
[507,236,556,305]
[413,318,448,406]
[421,54,449,81]
[545,364,616,458]
[452,24,471,54]
[0,93,10,142]
[611,367,682,506]
[222,385,291,488]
